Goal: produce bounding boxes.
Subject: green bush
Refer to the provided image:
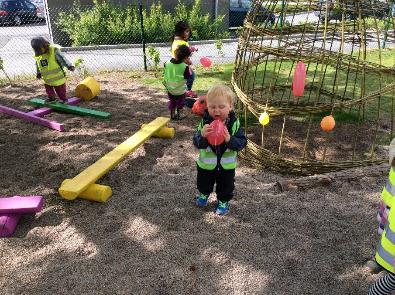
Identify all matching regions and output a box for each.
[74,57,90,79]
[57,0,228,46]
[147,46,161,69]
[0,56,12,83]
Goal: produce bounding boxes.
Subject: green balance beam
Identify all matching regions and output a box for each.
[27,98,110,119]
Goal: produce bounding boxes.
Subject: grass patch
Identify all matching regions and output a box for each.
[134,63,234,95]
[135,48,394,122]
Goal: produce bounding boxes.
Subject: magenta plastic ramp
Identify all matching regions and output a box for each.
[0,105,65,131]
[0,196,44,214]
[0,214,21,237]
[27,97,81,117]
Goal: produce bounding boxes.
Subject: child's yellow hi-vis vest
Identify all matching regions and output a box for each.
[171,39,189,58]
[196,119,240,170]
[34,44,65,87]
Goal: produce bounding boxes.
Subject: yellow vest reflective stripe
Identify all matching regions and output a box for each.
[376,211,395,273]
[196,119,240,170]
[376,244,395,273]
[34,45,65,87]
[198,147,217,168]
[171,40,189,58]
[381,168,395,208]
[220,149,237,169]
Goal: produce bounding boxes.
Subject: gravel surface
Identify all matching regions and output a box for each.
[0,73,386,294]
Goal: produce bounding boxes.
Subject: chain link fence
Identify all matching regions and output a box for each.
[0,0,238,80]
[0,0,392,81]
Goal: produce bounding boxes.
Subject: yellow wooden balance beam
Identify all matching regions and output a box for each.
[59,117,173,202]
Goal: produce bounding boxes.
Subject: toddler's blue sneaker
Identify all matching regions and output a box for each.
[195,193,208,207]
[216,201,229,215]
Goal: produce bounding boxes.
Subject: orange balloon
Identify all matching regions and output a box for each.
[320,115,335,132]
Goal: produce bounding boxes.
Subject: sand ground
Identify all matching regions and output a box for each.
[0,73,386,294]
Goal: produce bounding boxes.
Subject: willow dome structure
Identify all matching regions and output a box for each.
[232,0,395,175]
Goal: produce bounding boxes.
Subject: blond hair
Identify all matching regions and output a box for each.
[206,84,235,106]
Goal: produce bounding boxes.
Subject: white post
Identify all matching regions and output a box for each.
[43,0,53,43]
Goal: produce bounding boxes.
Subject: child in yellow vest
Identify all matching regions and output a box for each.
[193,84,247,215]
[163,45,193,120]
[367,139,395,275]
[31,36,75,103]
[369,186,395,293]
[171,21,197,98]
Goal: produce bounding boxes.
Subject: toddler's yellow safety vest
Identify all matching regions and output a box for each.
[163,61,187,95]
[196,119,240,170]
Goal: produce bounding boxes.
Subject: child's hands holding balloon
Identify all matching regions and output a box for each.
[223,127,231,143]
[206,119,225,145]
[201,124,213,138]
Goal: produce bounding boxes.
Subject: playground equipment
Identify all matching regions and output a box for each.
[0,97,80,132]
[1,78,106,131]
[232,0,395,175]
[0,95,110,131]
[27,98,110,119]
[75,77,101,101]
[140,124,175,138]
[0,97,111,132]
[0,196,44,238]
[59,117,174,202]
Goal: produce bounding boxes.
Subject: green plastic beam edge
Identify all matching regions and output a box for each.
[27,98,111,119]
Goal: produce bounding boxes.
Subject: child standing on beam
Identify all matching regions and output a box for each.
[31,36,75,103]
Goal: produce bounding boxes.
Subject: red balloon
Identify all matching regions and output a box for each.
[207,119,225,146]
[200,56,212,68]
[292,61,307,97]
[192,95,207,116]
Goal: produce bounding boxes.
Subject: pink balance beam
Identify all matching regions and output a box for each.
[0,196,44,214]
[27,97,81,117]
[0,214,21,237]
[0,104,65,131]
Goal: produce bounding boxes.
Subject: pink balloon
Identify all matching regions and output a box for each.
[207,119,225,146]
[292,61,307,97]
[200,56,212,68]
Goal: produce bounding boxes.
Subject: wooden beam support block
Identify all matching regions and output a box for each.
[61,180,112,203]
[141,124,175,138]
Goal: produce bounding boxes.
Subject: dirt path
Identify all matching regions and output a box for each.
[0,73,384,294]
